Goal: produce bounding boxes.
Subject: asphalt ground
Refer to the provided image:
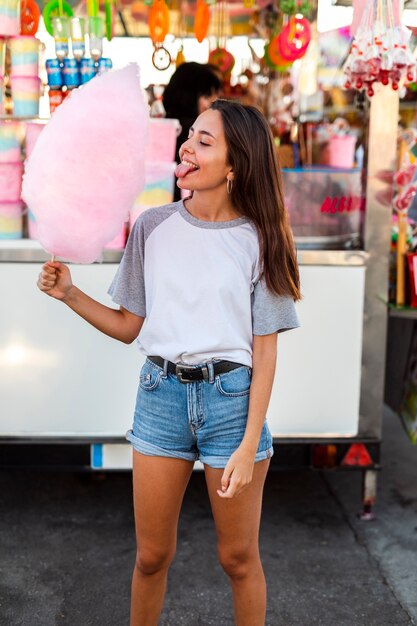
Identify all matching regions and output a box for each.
[0,406,416,626]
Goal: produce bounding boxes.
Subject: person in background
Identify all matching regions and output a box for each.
[163,62,222,200]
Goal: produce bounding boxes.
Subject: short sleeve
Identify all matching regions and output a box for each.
[251,278,300,335]
[107,217,146,317]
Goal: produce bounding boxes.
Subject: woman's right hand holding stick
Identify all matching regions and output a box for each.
[37,261,144,344]
[37,261,74,301]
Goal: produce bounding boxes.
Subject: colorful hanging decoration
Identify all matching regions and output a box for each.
[104,0,116,40]
[343,0,417,97]
[194,0,210,43]
[42,0,73,36]
[265,37,292,70]
[393,162,417,306]
[278,15,311,62]
[209,0,235,77]
[209,47,234,74]
[393,164,417,212]
[148,0,170,70]
[20,0,41,35]
[152,45,171,70]
[263,13,311,70]
[148,0,170,44]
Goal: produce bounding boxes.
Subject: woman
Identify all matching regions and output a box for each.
[162,62,222,200]
[37,100,301,625]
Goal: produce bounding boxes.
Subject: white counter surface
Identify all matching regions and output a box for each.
[0,260,365,439]
[0,240,368,266]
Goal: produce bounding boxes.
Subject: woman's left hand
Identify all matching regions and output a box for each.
[217,446,256,499]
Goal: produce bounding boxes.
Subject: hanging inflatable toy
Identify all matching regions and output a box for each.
[148,0,169,43]
[20,0,41,35]
[278,15,311,62]
[208,47,235,75]
[266,36,293,70]
[148,0,170,69]
[42,0,74,36]
[194,0,210,43]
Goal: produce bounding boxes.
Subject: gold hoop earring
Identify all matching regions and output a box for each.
[226,179,233,194]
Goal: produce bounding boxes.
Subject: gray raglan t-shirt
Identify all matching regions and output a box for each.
[108,200,299,367]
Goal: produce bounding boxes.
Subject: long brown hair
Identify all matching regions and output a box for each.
[211,99,301,301]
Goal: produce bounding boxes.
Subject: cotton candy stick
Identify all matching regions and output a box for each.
[22,64,148,263]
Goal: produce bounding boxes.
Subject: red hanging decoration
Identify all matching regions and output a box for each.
[20,0,41,35]
[208,47,235,75]
[277,15,311,62]
[343,0,416,97]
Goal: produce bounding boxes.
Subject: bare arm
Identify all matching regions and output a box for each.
[218,332,277,498]
[37,261,144,344]
[241,332,277,454]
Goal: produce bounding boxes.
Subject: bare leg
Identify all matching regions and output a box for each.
[130,452,194,626]
[204,459,270,626]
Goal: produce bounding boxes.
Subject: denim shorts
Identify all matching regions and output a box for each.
[126,358,274,469]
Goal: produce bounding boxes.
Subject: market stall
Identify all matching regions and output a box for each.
[0,0,407,515]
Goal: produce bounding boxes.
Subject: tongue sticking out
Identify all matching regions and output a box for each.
[175,162,198,178]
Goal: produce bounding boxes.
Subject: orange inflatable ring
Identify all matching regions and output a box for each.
[267,36,292,68]
[20,0,41,35]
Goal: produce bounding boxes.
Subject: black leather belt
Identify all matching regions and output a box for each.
[148,355,244,383]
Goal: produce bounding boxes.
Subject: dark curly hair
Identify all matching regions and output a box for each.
[164,63,221,200]
[162,62,221,120]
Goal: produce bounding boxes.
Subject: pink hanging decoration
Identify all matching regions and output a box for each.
[343,0,416,97]
[394,163,417,187]
[350,0,400,36]
[350,0,367,37]
[392,161,417,213]
[394,184,417,212]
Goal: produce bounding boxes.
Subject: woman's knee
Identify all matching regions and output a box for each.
[217,545,259,580]
[135,546,176,577]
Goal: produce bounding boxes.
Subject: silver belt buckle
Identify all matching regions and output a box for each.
[176,364,196,383]
[175,364,209,383]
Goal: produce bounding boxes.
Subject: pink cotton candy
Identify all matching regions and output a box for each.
[22,64,148,263]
